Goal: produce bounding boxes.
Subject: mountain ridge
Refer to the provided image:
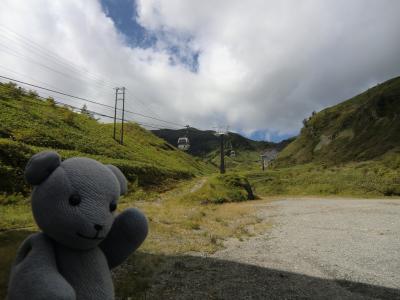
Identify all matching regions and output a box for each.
[152,128,293,157]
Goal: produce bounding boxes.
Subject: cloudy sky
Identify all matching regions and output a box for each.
[0,0,399,141]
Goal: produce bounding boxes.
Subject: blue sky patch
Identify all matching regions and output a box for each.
[100,0,199,72]
[100,0,155,48]
[246,130,296,142]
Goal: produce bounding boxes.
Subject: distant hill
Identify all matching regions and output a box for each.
[276,76,400,166]
[0,82,214,194]
[152,128,292,157]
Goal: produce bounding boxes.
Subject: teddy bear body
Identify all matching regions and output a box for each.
[56,242,113,299]
[7,152,148,300]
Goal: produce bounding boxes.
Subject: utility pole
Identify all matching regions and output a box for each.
[113,88,118,141]
[113,87,126,145]
[120,87,125,145]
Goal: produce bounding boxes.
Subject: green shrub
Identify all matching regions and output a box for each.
[187,174,256,204]
[0,193,27,205]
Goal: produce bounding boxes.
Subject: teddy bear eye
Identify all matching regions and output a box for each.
[69,194,81,206]
[109,201,117,212]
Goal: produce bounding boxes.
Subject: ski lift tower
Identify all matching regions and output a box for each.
[260,154,267,171]
[214,127,228,174]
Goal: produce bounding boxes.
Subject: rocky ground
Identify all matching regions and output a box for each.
[144,198,400,299]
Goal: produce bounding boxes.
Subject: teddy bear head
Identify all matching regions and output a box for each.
[25,151,128,250]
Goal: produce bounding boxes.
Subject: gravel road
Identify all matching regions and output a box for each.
[147,198,400,299]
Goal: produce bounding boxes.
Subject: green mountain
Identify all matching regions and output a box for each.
[0,82,214,194]
[152,128,293,172]
[276,76,400,166]
[152,128,291,157]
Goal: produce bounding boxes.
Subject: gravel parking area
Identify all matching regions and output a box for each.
[147,198,400,299]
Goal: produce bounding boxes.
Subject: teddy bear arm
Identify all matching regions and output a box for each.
[7,233,76,300]
[100,208,148,269]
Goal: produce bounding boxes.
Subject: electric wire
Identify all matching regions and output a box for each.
[0,44,114,91]
[0,74,186,128]
[0,24,164,117]
[0,82,177,131]
[0,65,119,117]
[0,25,118,89]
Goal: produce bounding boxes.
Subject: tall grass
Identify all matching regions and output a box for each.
[247,153,400,197]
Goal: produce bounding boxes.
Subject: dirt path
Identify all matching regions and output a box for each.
[146,198,400,299]
[189,178,207,193]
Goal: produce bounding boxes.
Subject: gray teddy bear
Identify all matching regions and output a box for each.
[7,151,148,299]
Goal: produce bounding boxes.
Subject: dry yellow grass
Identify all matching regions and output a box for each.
[120,178,272,255]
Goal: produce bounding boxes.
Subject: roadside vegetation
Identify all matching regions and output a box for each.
[115,178,269,298]
[184,174,255,204]
[0,177,270,299]
[249,151,400,197]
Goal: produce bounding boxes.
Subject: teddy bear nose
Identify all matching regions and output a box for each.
[94,224,103,231]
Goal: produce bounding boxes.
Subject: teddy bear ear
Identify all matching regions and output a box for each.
[25,151,61,185]
[106,165,128,195]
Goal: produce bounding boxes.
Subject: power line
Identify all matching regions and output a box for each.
[0,43,114,91]
[125,106,184,128]
[0,24,165,116]
[0,84,113,119]
[0,25,118,89]
[0,83,177,131]
[0,43,162,119]
[0,64,119,117]
[128,92,163,119]
[0,74,114,108]
[0,74,186,128]
[0,64,73,96]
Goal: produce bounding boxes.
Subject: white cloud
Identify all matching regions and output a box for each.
[1,0,400,140]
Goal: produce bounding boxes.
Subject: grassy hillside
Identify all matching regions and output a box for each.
[205,148,261,171]
[0,82,214,194]
[276,76,400,166]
